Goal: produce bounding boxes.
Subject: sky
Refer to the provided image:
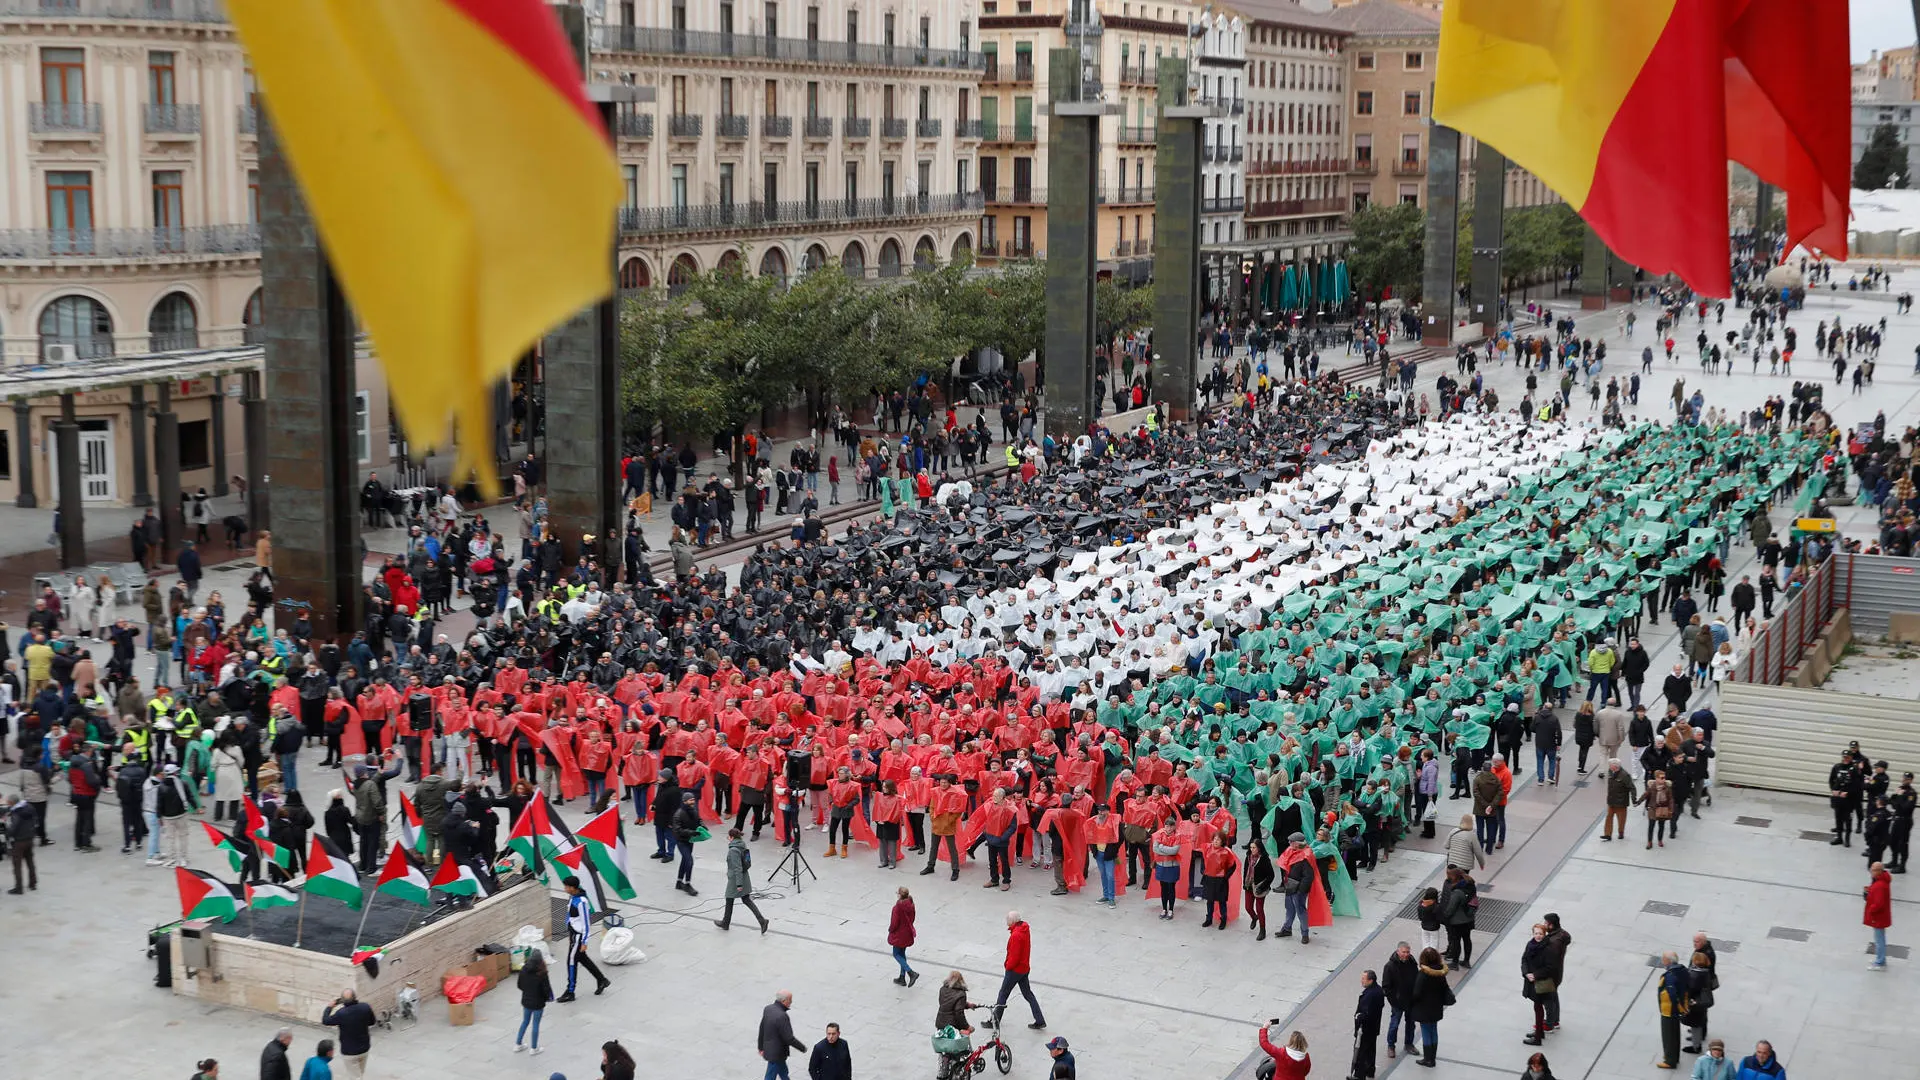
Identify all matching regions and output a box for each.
[1855,0,1918,61]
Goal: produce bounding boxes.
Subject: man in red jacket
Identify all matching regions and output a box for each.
[985,910,1047,1031]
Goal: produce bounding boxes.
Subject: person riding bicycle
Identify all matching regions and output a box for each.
[936,971,976,1035]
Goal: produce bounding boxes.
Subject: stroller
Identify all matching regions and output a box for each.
[932,1003,1012,1078]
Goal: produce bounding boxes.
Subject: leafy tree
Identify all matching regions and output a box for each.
[1346,202,1425,300]
[977,259,1046,385]
[1095,277,1154,358]
[1854,123,1910,190]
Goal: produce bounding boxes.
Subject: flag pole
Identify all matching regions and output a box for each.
[351,884,377,954]
[293,889,308,948]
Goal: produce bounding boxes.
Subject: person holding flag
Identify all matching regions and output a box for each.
[557,875,610,1002]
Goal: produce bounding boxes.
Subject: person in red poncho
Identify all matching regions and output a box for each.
[1200,833,1239,930]
[1276,832,1329,944]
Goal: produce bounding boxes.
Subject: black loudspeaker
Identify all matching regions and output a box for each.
[148,927,173,988]
[1421,820,1436,840]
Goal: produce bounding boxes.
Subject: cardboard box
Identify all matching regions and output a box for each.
[470,951,511,987]
[448,1002,474,1027]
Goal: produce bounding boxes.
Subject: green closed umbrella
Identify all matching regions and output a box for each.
[1280,266,1297,310]
[1334,261,1350,303]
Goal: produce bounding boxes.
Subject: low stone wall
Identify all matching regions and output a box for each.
[171,879,550,1023]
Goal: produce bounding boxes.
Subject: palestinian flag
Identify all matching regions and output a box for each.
[506,792,572,880]
[431,855,493,898]
[550,842,610,914]
[376,842,432,906]
[396,790,428,856]
[574,804,637,900]
[350,946,386,966]
[247,881,300,911]
[175,867,241,922]
[243,797,291,869]
[304,836,364,910]
[200,821,246,875]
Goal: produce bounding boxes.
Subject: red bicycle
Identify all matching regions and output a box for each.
[933,1003,1013,1077]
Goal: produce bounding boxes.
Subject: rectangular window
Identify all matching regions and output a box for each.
[920,15,930,49]
[845,160,858,203]
[720,77,736,117]
[917,159,931,196]
[764,2,778,37]
[1352,184,1370,211]
[670,164,688,208]
[956,157,969,196]
[1013,214,1031,249]
[671,75,687,114]
[178,419,211,472]
[1404,51,1423,71]
[884,11,895,47]
[958,88,970,123]
[152,169,185,232]
[844,81,857,118]
[623,164,639,210]
[918,86,931,121]
[983,41,997,78]
[720,163,736,207]
[980,155,998,197]
[671,0,686,31]
[807,81,820,117]
[1355,90,1372,116]
[148,50,176,106]
[1403,90,1421,116]
[721,1,735,35]
[46,171,92,248]
[806,4,817,41]
[765,78,778,115]
[805,162,819,208]
[1353,134,1372,164]
[882,160,896,202]
[248,168,260,223]
[1400,132,1420,167]
[765,162,779,208]
[42,47,84,105]
[351,392,371,463]
[883,84,896,120]
[1399,183,1418,205]
[0,430,11,479]
[1014,95,1033,138]
[847,8,858,44]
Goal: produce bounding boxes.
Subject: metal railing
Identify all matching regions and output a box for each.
[148,329,200,352]
[842,116,870,137]
[616,192,982,235]
[1732,557,1839,686]
[1119,65,1152,86]
[882,117,908,138]
[916,118,941,138]
[1246,197,1344,219]
[956,119,983,139]
[0,224,260,259]
[804,115,834,137]
[1200,96,1244,115]
[977,239,1000,257]
[1203,196,1245,214]
[1249,157,1350,176]
[1100,186,1155,205]
[761,115,791,137]
[1013,60,1036,83]
[669,113,703,137]
[1,0,228,21]
[592,25,985,71]
[984,121,1035,143]
[29,101,101,133]
[1228,145,1244,163]
[237,104,257,134]
[1116,124,1156,144]
[1113,240,1132,257]
[1349,158,1377,175]
[617,111,654,138]
[1393,157,1423,175]
[1004,242,1035,259]
[717,114,749,138]
[994,187,1044,205]
[41,334,115,360]
[143,103,200,133]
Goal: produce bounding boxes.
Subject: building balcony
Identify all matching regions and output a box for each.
[1207,145,1245,164]
[1248,157,1351,176]
[1012,60,1036,84]
[841,116,870,138]
[669,113,703,138]
[591,25,985,73]
[1246,197,1345,220]
[29,101,101,134]
[1201,96,1244,115]
[981,121,1037,145]
[237,104,257,135]
[1393,157,1423,175]
[761,115,792,138]
[1119,65,1153,87]
[1116,124,1156,145]
[991,187,1045,206]
[1349,158,1377,175]
[1005,242,1035,259]
[1203,196,1245,214]
[917,118,941,138]
[717,114,749,139]
[1100,186,1155,205]
[0,224,260,261]
[143,102,200,134]
[1,0,228,21]
[956,118,984,139]
[976,239,1000,257]
[616,192,984,236]
[882,117,908,139]
[1113,239,1132,257]
[617,111,654,138]
[804,115,834,138]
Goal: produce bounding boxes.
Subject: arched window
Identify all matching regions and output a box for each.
[950,234,972,263]
[668,253,699,296]
[759,247,789,284]
[618,257,651,289]
[149,292,199,352]
[38,295,113,360]
[913,235,937,270]
[878,239,903,278]
[242,288,264,345]
[841,241,867,278]
[803,244,828,273]
[716,250,744,275]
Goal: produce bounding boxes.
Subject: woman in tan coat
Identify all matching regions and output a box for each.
[1639,768,1675,849]
[254,530,273,585]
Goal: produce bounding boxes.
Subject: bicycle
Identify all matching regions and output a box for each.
[933,1003,1013,1078]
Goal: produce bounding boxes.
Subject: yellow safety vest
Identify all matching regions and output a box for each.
[147,696,174,723]
[122,728,150,764]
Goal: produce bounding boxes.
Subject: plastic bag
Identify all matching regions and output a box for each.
[442,974,487,1004]
[930,1027,972,1056]
[509,925,553,971]
[599,926,647,965]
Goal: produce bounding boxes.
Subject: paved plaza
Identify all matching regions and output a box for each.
[3,269,1918,1080]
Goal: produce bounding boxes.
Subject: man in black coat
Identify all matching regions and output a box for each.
[806,1023,852,1080]
[1352,969,1387,1079]
[1379,942,1418,1058]
[260,1028,293,1080]
[320,990,376,1075]
[1729,575,1756,625]
[758,990,806,1075]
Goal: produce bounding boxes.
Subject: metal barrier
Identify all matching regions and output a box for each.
[1731,555,1841,685]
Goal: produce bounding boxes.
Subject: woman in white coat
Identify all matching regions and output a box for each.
[68,577,98,640]
[211,732,246,823]
[93,574,119,636]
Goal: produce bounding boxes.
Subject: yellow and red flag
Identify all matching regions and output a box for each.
[1435,0,1848,297]
[227,1,620,487]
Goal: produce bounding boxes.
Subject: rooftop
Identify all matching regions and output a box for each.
[1225,0,1350,34]
[1319,0,1439,37]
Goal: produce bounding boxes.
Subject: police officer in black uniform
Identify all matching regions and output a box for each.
[1828,749,1861,846]
[1889,773,1915,874]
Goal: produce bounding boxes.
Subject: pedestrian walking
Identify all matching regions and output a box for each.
[1601,759,1636,841]
[4,795,37,894]
[1655,951,1690,1069]
[1734,1041,1784,1079]
[714,828,769,933]
[1691,1040,1734,1080]
[1440,866,1478,969]
[888,886,920,986]
[558,875,611,1001]
[319,990,375,1079]
[513,949,552,1054]
[671,789,701,894]
[807,1023,852,1080]
[1406,947,1455,1068]
[1416,887,1444,957]
[1865,860,1893,970]
[1642,769,1676,848]
[987,910,1046,1030]
[758,990,807,1080]
[1352,968,1385,1079]
[299,1041,333,1080]
[261,1028,294,1080]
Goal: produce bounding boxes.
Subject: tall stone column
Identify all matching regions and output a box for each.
[210,375,229,497]
[1468,144,1506,335]
[53,393,84,569]
[1581,223,1611,310]
[1042,47,1110,441]
[1151,59,1206,421]
[128,383,152,507]
[155,381,181,560]
[1420,125,1462,346]
[242,369,269,532]
[261,115,361,641]
[14,399,35,508]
